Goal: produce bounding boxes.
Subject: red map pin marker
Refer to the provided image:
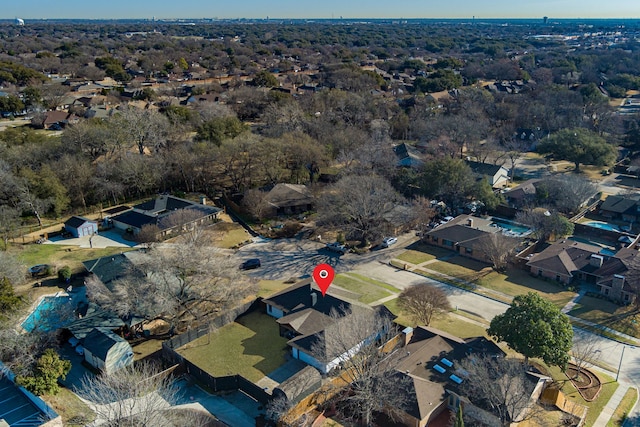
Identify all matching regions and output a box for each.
[313,263,335,296]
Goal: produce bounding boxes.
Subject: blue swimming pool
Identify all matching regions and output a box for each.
[21,290,86,333]
[491,218,532,236]
[586,222,620,232]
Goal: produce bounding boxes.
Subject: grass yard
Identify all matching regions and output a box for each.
[258,279,290,298]
[426,256,491,280]
[430,314,489,339]
[568,296,640,339]
[545,364,618,427]
[384,297,488,338]
[607,387,638,427]
[476,267,577,308]
[395,250,438,265]
[210,222,251,249]
[177,310,289,382]
[12,244,133,274]
[42,387,95,427]
[333,273,394,304]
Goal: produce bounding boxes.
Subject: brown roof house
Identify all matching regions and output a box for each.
[389,326,547,427]
[424,215,502,263]
[262,280,391,374]
[264,183,313,217]
[526,240,603,285]
[593,247,640,304]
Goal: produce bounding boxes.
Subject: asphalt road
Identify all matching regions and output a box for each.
[238,233,640,424]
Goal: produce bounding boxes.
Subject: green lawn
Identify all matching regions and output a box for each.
[607,387,638,427]
[545,364,618,427]
[257,279,290,298]
[384,297,488,338]
[177,310,289,382]
[213,224,251,249]
[333,273,394,304]
[426,257,491,280]
[12,244,134,274]
[430,314,489,339]
[568,296,640,339]
[395,250,438,265]
[476,268,577,308]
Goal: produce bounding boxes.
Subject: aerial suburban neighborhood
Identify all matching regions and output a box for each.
[2,12,640,427]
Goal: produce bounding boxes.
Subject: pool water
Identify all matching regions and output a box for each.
[21,289,86,333]
[586,222,620,232]
[491,218,532,235]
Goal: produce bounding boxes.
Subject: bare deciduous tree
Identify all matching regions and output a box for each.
[398,284,450,326]
[158,208,211,244]
[478,233,520,272]
[77,362,190,427]
[0,251,25,284]
[571,331,601,379]
[318,174,403,243]
[87,245,256,332]
[458,355,541,426]
[0,206,20,250]
[242,188,270,220]
[311,308,408,426]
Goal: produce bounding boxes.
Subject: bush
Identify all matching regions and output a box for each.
[16,349,71,395]
[57,265,72,283]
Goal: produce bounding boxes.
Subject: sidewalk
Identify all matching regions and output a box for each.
[389,253,640,426]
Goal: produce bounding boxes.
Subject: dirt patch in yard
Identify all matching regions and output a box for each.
[565,363,602,402]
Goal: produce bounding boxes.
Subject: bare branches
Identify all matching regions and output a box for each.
[398,284,451,326]
[77,362,178,427]
[311,308,408,425]
[477,233,519,272]
[458,356,539,426]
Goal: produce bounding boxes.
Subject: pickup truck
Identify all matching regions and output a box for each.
[325,242,347,254]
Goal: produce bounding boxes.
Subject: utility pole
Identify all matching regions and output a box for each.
[616,345,626,382]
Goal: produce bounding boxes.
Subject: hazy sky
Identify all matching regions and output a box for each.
[3,0,639,20]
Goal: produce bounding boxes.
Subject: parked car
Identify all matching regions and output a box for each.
[325,242,347,255]
[381,237,398,248]
[240,258,261,270]
[28,264,51,278]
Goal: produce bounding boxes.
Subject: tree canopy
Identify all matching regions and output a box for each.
[537,128,617,172]
[488,292,573,368]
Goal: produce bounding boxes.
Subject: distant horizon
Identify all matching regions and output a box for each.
[2,0,638,21]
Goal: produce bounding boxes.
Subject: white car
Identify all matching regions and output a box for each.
[325,242,347,254]
[381,237,398,248]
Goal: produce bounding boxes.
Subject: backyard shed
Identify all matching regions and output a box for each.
[64,216,98,238]
[83,328,133,374]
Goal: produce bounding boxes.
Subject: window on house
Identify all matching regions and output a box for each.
[605,288,609,296]
[624,293,629,301]
[556,275,561,282]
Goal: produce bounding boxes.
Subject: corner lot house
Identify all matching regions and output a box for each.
[83,327,134,374]
[262,280,391,374]
[526,240,603,285]
[391,326,547,427]
[64,215,99,238]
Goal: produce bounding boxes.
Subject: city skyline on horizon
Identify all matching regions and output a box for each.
[2,0,639,21]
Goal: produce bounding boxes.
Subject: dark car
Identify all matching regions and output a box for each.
[240,258,261,270]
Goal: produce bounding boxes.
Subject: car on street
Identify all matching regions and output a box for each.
[381,237,398,248]
[240,258,261,270]
[325,242,347,255]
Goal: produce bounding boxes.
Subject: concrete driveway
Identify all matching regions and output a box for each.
[44,229,139,249]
